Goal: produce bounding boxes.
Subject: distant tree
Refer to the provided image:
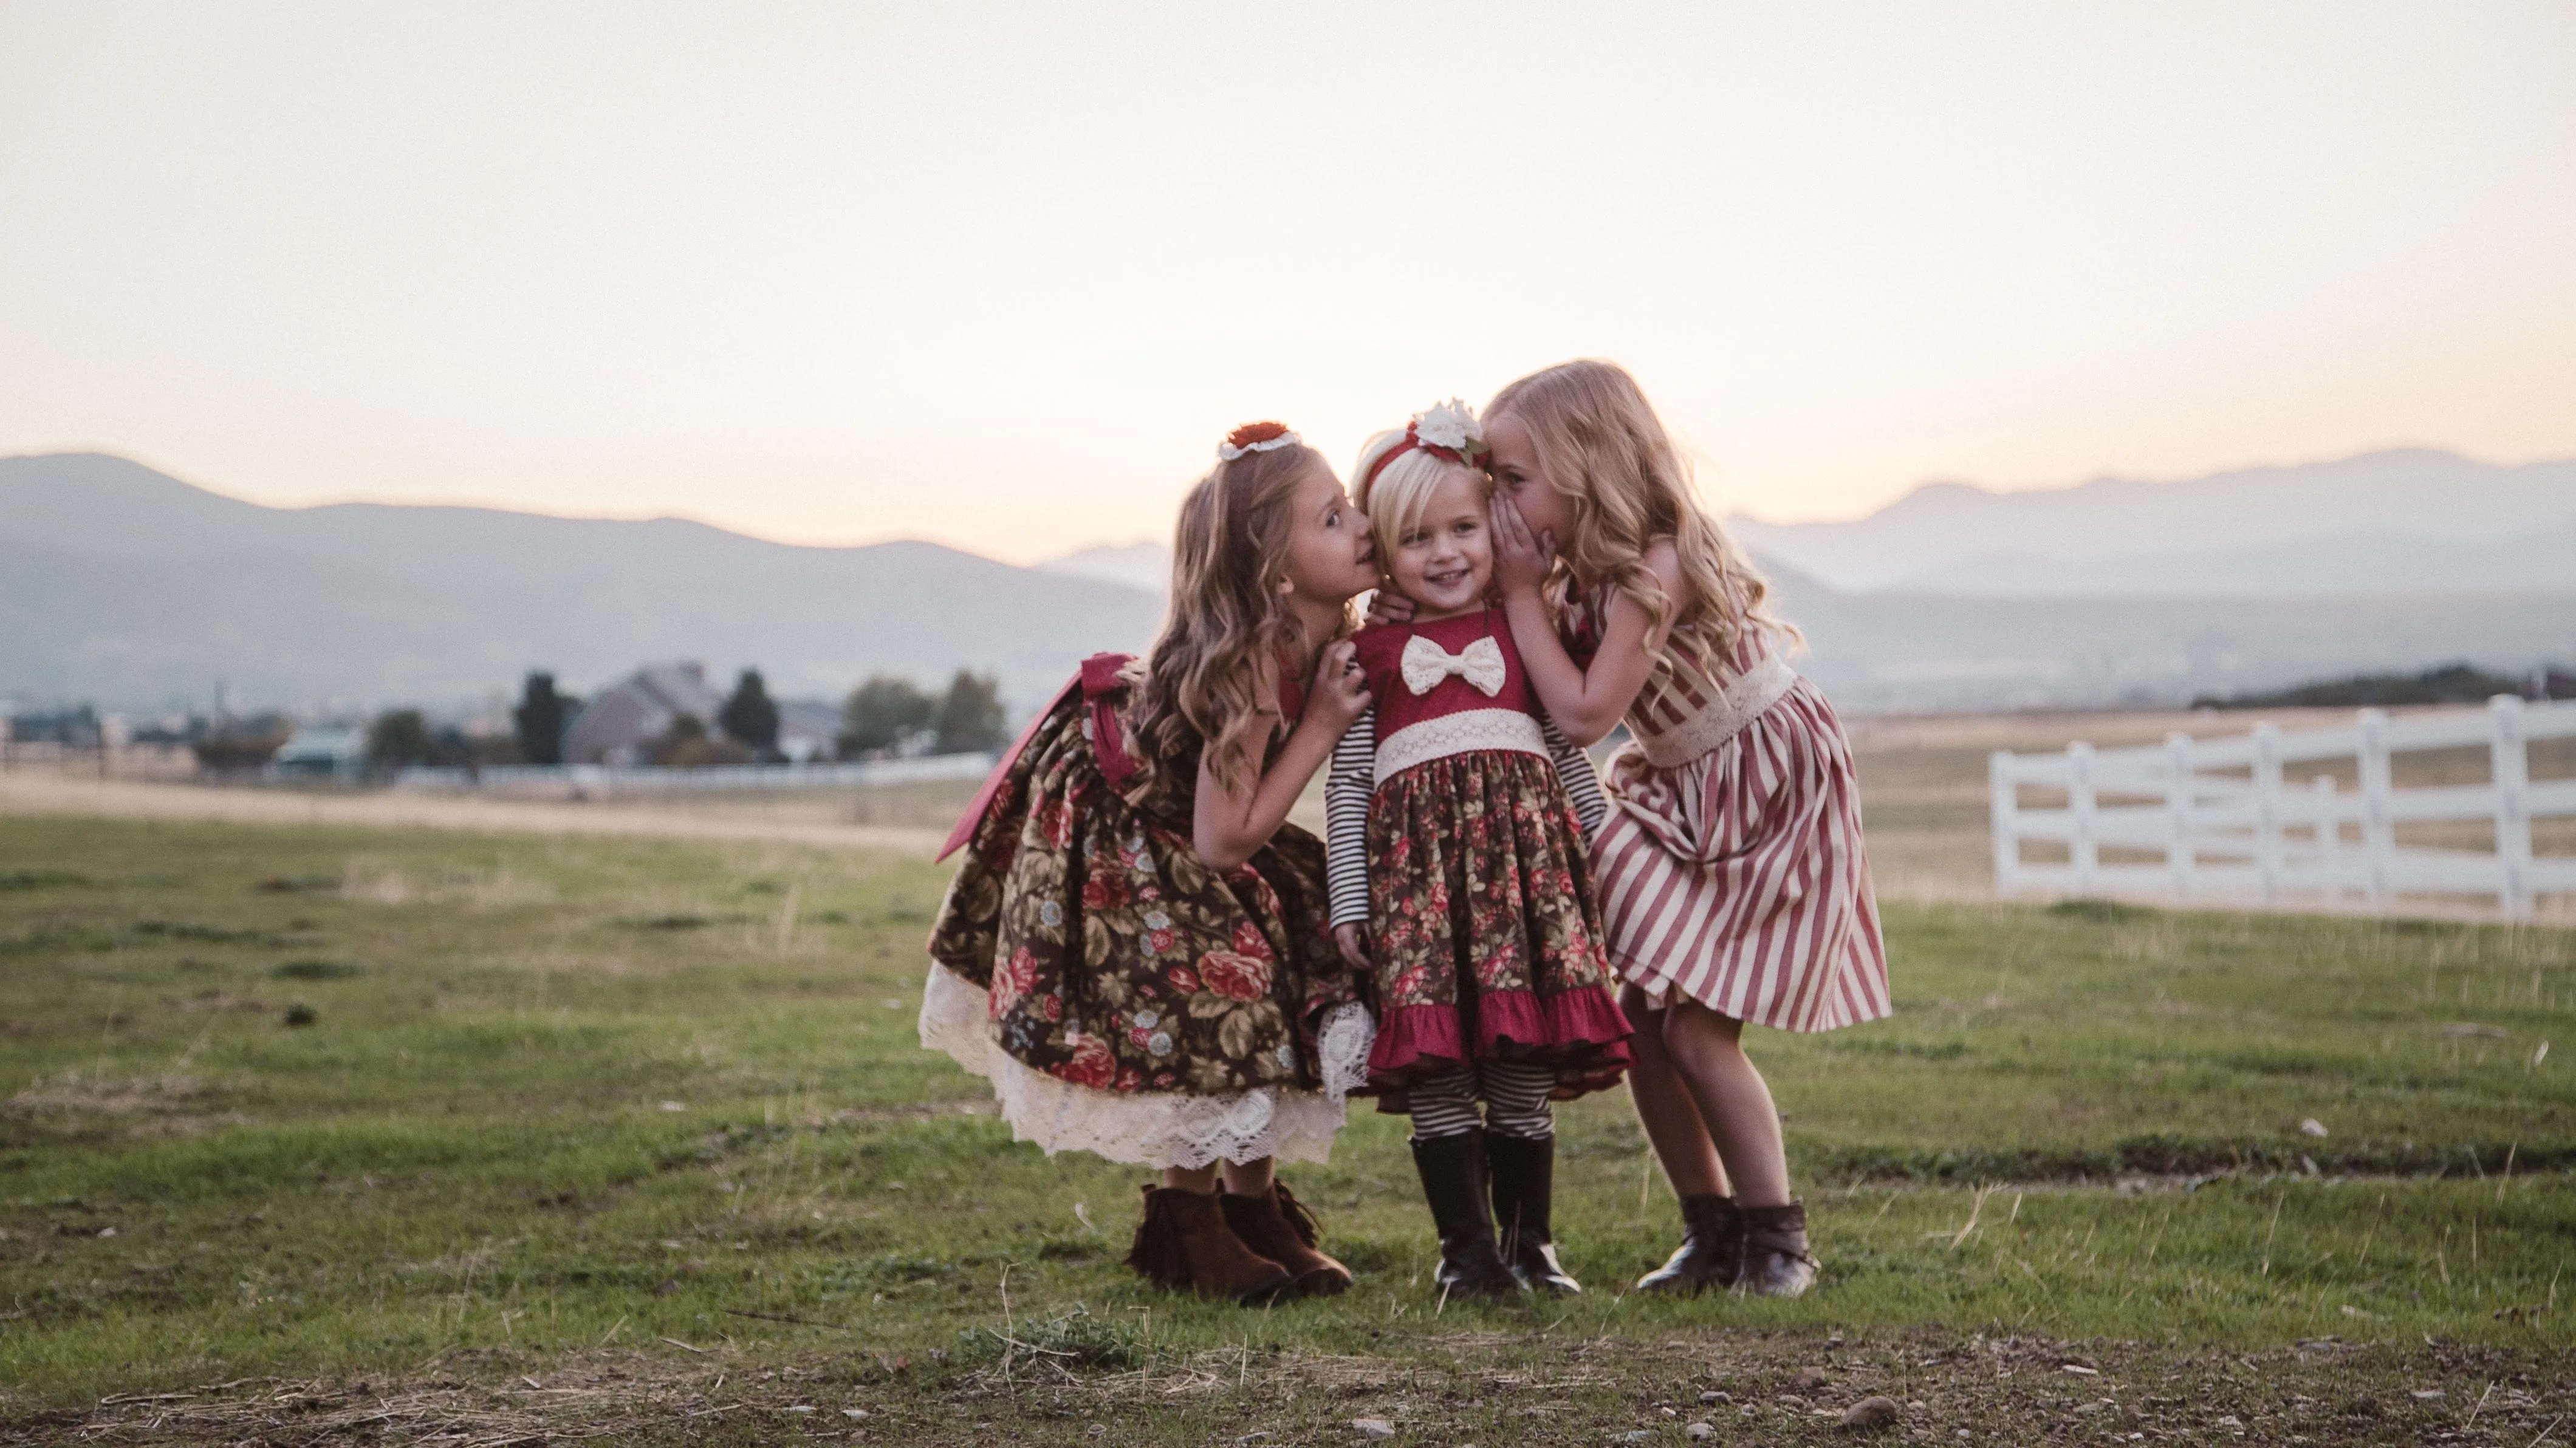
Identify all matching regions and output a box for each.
[933,671,1007,755]
[840,675,936,757]
[650,711,750,769]
[513,672,576,765]
[719,669,781,754]
[366,709,434,768]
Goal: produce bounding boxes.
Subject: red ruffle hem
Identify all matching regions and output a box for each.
[1365,985,1632,1107]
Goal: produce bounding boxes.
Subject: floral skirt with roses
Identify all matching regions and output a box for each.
[1362,749,1632,1107]
[920,687,1372,1169]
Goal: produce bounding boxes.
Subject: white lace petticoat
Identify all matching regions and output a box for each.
[916,963,1374,1170]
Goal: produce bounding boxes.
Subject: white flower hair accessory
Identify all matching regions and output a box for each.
[1217,420,1302,461]
[1361,397,1491,491]
[1411,398,1481,454]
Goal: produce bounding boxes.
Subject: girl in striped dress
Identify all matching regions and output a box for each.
[1482,361,1891,1297]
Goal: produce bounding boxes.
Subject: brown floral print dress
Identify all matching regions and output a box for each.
[920,654,1370,1168]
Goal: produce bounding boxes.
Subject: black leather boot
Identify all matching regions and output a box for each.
[1634,1193,1741,1295]
[1485,1132,1580,1294]
[1409,1130,1524,1300]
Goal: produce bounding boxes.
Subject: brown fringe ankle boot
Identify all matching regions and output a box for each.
[1125,1184,1295,1305]
[1221,1180,1352,1297]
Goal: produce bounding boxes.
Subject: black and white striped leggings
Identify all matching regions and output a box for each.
[1406,1062,1557,1142]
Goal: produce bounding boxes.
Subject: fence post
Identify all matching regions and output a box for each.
[1989,751,2018,893]
[2070,741,2098,893]
[2165,732,2194,901]
[2358,709,2393,907]
[2312,774,2341,903]
[2253,722,2283,906]
[2492,695,2532,920]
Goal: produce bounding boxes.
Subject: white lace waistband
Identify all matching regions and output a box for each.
[1632,655,1797,768]
[916,963,1372,1170]
[1374,707,1547,782]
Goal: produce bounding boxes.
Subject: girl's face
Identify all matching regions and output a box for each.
[1486,414,1574,547]
[1278,460,1378,607]
[1386,469,1493,620]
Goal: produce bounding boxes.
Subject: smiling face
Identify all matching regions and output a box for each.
[1276,459,1377,609]
[1385,466,1493,620]
[1486,413,1574,547]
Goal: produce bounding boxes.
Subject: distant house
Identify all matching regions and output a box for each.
[267,726,367,779]
[562,662,729,766]
[775,700,842,765]
[561,663,842,766]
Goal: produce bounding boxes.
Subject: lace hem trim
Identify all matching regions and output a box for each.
[1631,655,1797,769]
[917,964,1370,1170]
[1375,708,1547,782]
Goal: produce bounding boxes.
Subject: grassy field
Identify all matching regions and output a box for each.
[2,816,2571,1444]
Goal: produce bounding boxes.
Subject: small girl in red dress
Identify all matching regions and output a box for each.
[1324,401,1631,1299]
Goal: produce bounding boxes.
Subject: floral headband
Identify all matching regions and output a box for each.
[1362,399,1488,491]
[1218,420,1301,461]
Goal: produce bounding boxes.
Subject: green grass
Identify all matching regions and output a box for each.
[1,816,2569,1442]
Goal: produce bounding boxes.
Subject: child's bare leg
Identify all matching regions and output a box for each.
[1658,1000,1792,1208]
[1620,983,1729,1198]
[1162,1159,1275,1194]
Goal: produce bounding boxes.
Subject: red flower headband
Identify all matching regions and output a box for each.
[1361,399,1489,492]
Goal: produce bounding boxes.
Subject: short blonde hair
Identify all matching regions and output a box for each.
[1351,428,1490,564]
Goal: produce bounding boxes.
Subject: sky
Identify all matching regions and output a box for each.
[3,2,2572,562]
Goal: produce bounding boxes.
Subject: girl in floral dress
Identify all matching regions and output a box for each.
[921,422,1382,1303]
[1323,402,1631,1300]
[1481,361,1891,1298]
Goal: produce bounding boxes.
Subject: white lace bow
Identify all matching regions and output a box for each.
[1400,634,1507,696]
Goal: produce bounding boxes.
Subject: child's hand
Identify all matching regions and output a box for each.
[1489,495,1557,598]
[1302,638,1371,734]
[1333,924,1371,973]
[1363,587,1416,627]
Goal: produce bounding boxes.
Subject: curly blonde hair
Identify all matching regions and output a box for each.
[1125,432,1345,805]
[1485,360,1789,671]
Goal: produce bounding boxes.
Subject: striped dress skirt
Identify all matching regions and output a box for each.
[1591,664,1891,1031]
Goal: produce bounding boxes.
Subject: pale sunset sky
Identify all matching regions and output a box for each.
[2,2,2571,562]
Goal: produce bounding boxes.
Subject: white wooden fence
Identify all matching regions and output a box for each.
[1990,696,2576,919]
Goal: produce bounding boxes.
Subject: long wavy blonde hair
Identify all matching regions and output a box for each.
[1125,432,1343,805]
[1485,360,1790,672]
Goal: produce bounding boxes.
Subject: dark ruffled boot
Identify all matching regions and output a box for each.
[1485,1132,1579,1295]
[1221,1180,1352,1297]
[1125,1185,1295,1305]
[1634,1192,1742,1295]
[1410,1130,1524,1300]
[1735,1200,1819,1297]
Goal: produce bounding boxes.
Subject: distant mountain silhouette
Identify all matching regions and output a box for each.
[3,451,2566,717]
[1730,448,2576,595]
[1036,540,1172,594]
[0,453,1164,714]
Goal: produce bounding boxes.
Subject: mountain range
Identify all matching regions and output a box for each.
[0,453,1163,715]
[2,449,2569,718]
[1728,448,2576,596]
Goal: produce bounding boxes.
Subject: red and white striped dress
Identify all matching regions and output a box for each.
[1568,596,1891,1031]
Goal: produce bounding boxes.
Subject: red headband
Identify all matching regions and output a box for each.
[1362,421,1491,495]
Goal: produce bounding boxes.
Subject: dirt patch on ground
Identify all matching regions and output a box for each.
[13,1331,2569,1446]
